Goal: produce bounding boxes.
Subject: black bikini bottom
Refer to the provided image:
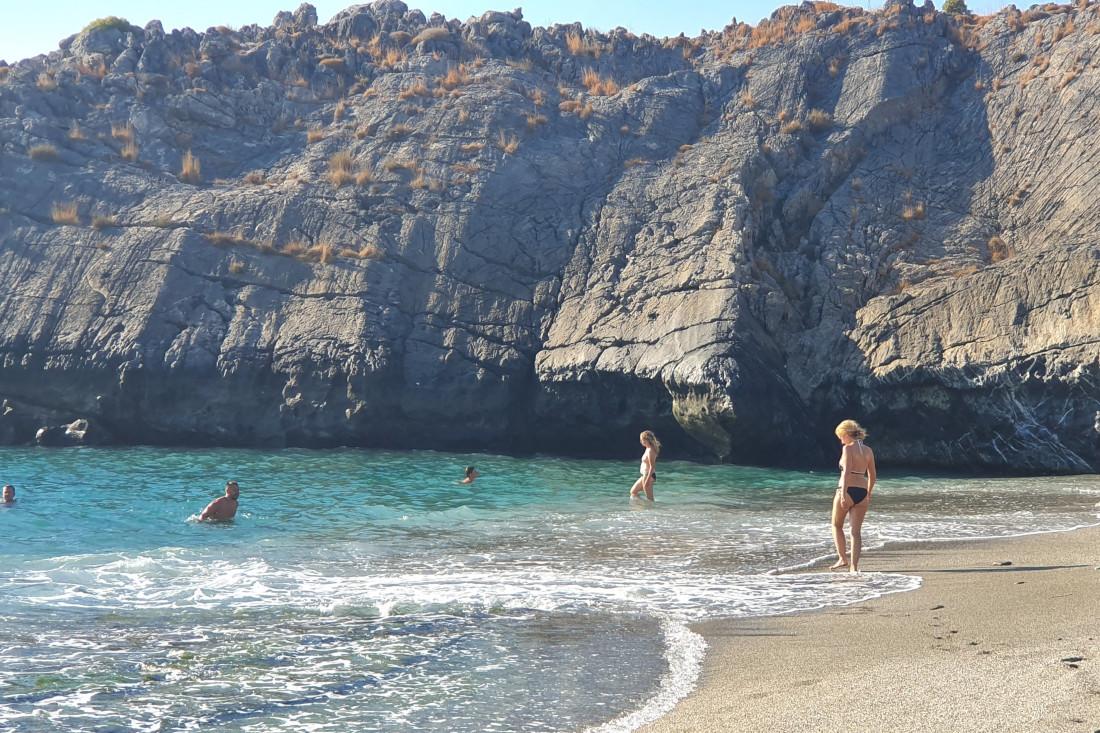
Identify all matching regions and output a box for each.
[846,487,868,505]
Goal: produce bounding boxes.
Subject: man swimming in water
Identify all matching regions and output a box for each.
[2,484,14,505]
[460,466,479,484]
[199,481,239,521]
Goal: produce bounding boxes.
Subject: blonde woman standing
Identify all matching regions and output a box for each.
[831,420,876,572]
[629,430,661,501]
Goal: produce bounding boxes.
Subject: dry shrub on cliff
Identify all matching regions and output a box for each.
[833,16,862,34]
[206,231,250,247]
[529,88,546,107]
[399,80,431,99]
[280,241,307,256]
[739,90,756,108]
[1008,186,1028,206]
[328,151,354,186]
[307,243,334,264]
[827,55,846,76]
[526,113,548,129]
[68,122,86,141]
[780,118,804,134]
[0,66,10,82]
[807,109,833,130]
[36,73,57,91]
[345,245,384,260]
[440,64,470,90]
[987,235,1013,262]
[624,157,649,168]
[319,57,345,71]
[383,157,416,172]
[304,127,325,144]
[459,141,484,154]
[228,259,246,274]
[581,69,619,96]
[452,161,480,175]
[1053,18,1075,41]
[120,141,139,161]
[180,150,202,183]
[386,123,414,140]
[355,123,376,139]
[111,124,135,143]
[411,27,451,45]
[381,48,407,69]
[355,169,374,186]
[244,171,264,185]
[795,15,816,33]
[901,201,926,220]
[565,32,603,57]
[332,99,346,123]
[51,202,80,225]
[92,215,118,230]
[1058,68,1079,88]
[497,131,520,154]
[29,143,59,161]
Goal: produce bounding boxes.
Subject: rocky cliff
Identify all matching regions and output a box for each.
[1,0,1098,472]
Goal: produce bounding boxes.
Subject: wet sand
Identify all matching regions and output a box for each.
[643,525,1100,733]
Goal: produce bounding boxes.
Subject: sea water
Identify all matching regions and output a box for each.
[1,447,1098,732]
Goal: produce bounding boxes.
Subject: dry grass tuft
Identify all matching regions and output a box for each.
[497,131,520,155]
[460,141,485,154]
[356,169,374,186]
[383,157,417,172]
[328,150,354,186]
[901,201,926,220]
[780,118,804,135]
[111,123,135,143]
[244,170,264,185]
[398,80,431,99]
[333,99,346,123]
[349,245,385,260]
[581,68,619,96]
[180,150,202,184]
[92,214,118,230]
[795,15,816,33]
[1053,18,1075,41]
[121,141,139,161]
[529,88,546,107]
[307,127,325,143]
[37,73,57,91]
[228,259,246,274]
[355,123,376,139]
[807,109,833,130]
[739,90,756,108]
[68,122,86,141]
[51,201,80,225]
[386,123,414,139]
[987,235,1013,262]
[29,143,59,161]
[206,231,250,247]
[307,243,334,264]
[624,157,649,168]
[565,32,603,57]
[440,63,470,90]
[411,27,451,45]
[526,113,548,129]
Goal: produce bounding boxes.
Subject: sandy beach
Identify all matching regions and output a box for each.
[644,525,1100,733]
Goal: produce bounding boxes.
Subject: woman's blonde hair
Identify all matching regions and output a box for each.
[834,419,867,441]
[640,430,661,454]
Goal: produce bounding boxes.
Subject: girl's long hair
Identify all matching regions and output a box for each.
[640,430,661,455]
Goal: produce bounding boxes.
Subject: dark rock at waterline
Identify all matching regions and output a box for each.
[1,1,1099,471]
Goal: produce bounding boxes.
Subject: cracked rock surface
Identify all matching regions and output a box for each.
[1,0,1098,471]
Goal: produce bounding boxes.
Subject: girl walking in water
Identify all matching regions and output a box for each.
[629,430,661,501]
[831,419,876,572]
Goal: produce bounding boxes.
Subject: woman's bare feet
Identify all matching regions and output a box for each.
[830,559,848,570]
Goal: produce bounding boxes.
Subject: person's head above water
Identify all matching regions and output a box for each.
[463,466,479,481]
[2,484,14,503]
[639,430,661,454]
[225,480,240,500]
[835,419,868,443]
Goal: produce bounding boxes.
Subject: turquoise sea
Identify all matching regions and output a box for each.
[1,447,1098,732]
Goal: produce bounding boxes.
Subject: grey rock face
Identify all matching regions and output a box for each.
[0,1,1098,472]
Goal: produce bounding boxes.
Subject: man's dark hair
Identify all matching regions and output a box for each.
[464,466,476,477]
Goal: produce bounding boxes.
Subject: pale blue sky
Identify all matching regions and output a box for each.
[1,0,1009,64]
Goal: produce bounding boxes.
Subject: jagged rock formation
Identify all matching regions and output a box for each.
[1,0,1098,472]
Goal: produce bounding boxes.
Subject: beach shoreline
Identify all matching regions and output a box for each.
[642,523,1100,733]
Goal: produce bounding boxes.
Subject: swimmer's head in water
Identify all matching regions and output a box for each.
[2,484,13,503]
[639,430,661,454]
[464,466,478,479]
[226,480,240,499]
